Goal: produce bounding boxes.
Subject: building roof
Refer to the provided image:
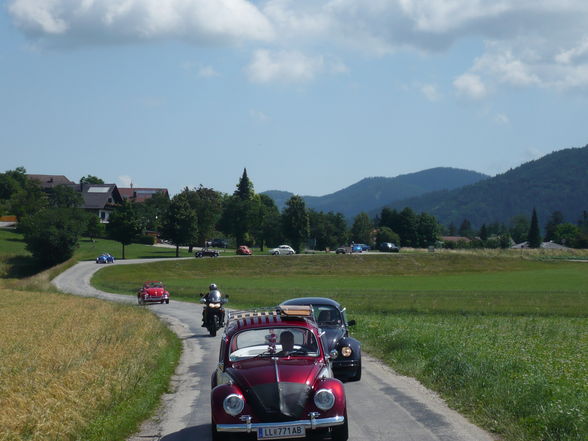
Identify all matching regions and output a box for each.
[118,187,169,203]
[66,183,123,210]
[512,241,569,249]
[440,236,472,243]
[26,174,75,189]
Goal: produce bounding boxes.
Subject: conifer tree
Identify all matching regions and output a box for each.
[527,208,542,248]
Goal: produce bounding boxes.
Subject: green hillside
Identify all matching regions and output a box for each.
[264,167,488,218]
[384,145,588,228]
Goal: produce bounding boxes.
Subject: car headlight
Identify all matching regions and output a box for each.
[223,394,245,416]
[341,346,352,357]
[314,389,335,411]
[210,303,221,308]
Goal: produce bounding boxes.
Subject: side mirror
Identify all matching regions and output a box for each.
[347,320,356,326]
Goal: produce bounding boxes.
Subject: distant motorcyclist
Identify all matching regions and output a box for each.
[200,283,228,328]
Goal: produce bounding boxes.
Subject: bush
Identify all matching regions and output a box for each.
[19,208,85,265]
[136,235,156,245]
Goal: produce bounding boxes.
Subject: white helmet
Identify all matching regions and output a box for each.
[209,283,217,290]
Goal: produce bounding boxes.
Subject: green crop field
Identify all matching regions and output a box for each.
[93,253,588,441]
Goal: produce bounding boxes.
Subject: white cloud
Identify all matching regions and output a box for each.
[246,49,345,83]
[453,73,487,99]
[8,1,588,91]
[8,0,274,45]
[421,83,440,102]
[249,109,270,122]
[494,113,509,125]
[198,66,219,78]
[118,175,133,187]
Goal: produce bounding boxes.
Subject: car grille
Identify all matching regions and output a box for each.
[246,382,310,421]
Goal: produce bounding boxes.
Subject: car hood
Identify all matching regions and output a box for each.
[144,288,165,295]
[227,358,324,420]
[320,327,346,352]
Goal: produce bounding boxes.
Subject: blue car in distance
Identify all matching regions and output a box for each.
[96,253,115,264]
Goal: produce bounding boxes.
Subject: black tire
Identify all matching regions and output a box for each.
[331,410,349,441]
[137,297,143,306]
[165,299,169,304]
[209,316,219,337]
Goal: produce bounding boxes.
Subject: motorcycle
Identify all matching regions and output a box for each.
[200,290,228,337]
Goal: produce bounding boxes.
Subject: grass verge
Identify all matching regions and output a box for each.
[0,290,181,441]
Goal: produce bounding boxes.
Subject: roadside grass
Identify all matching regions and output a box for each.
[0,229,182,441]
[92,253,588,441]
[0,290,181,441]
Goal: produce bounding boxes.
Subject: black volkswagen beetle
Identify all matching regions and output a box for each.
[280,297,361,382]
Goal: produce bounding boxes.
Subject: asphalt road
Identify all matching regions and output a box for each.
[52,259,496,441]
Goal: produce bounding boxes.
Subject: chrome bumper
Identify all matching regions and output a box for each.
[217,415,344,433]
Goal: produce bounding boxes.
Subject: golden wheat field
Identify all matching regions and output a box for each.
[0,290,178,441]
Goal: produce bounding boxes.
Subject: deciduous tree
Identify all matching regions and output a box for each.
[282,195,309,253]
[160,194,198,257]
[107,201,144,259]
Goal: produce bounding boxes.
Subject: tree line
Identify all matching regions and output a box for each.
[2,167,586,265]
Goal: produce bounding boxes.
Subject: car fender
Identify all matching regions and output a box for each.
[311,377,347,416]
[211,383,255,424]
[336,336,361,362]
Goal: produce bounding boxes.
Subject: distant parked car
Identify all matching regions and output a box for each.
[351,244,363,253]
[379,242,400,252]
[209,238,228,248]
[335,246,349,254]
[355,243,371,251]
[96,253,115,264]
[271,244,295,255]
[137,281,170,305]
[195,248,220,258]
[236,245,252,255]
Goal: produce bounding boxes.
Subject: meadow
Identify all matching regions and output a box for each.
[93,252,588,441]
[0,230,182,441]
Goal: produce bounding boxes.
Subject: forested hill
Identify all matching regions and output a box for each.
[382,145,588,228]
[263,167,489,218]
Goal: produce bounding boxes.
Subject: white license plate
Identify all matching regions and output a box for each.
[257,425,306,439]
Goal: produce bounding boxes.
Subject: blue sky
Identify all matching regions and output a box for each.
[1,1,587,197]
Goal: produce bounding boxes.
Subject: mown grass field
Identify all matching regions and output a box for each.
[93,253,588,441]
[0,230,183,441]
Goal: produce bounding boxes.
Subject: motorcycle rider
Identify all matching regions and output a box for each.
[201,283,227,327]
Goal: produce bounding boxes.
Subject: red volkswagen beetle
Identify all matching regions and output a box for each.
[236,245,252,255]
[210,305,348,441]
[137,281,170,305]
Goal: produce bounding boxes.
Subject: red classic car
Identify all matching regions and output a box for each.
[137,281,170,305]
[236,245,252,255]
[210,305,348,441]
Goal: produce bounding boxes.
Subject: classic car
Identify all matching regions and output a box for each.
[379,242,400,252]
[281,297,361,382]
[211,305,348,441]
[356,243,370,251]
[270,245,295,255]
[335,246,347,254]
[236,245,252,255]
[96,253,115,263]
[137,281,170,305]
[196,248,220,258]
[208,238,229,248]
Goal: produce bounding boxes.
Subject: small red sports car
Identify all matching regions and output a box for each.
[137,281,170,305]
[236,245,252,255]
[210,305,348,441]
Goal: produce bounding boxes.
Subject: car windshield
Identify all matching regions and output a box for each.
[229,327,320,361]
[312,305,342,326]
[148,282,163,288]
